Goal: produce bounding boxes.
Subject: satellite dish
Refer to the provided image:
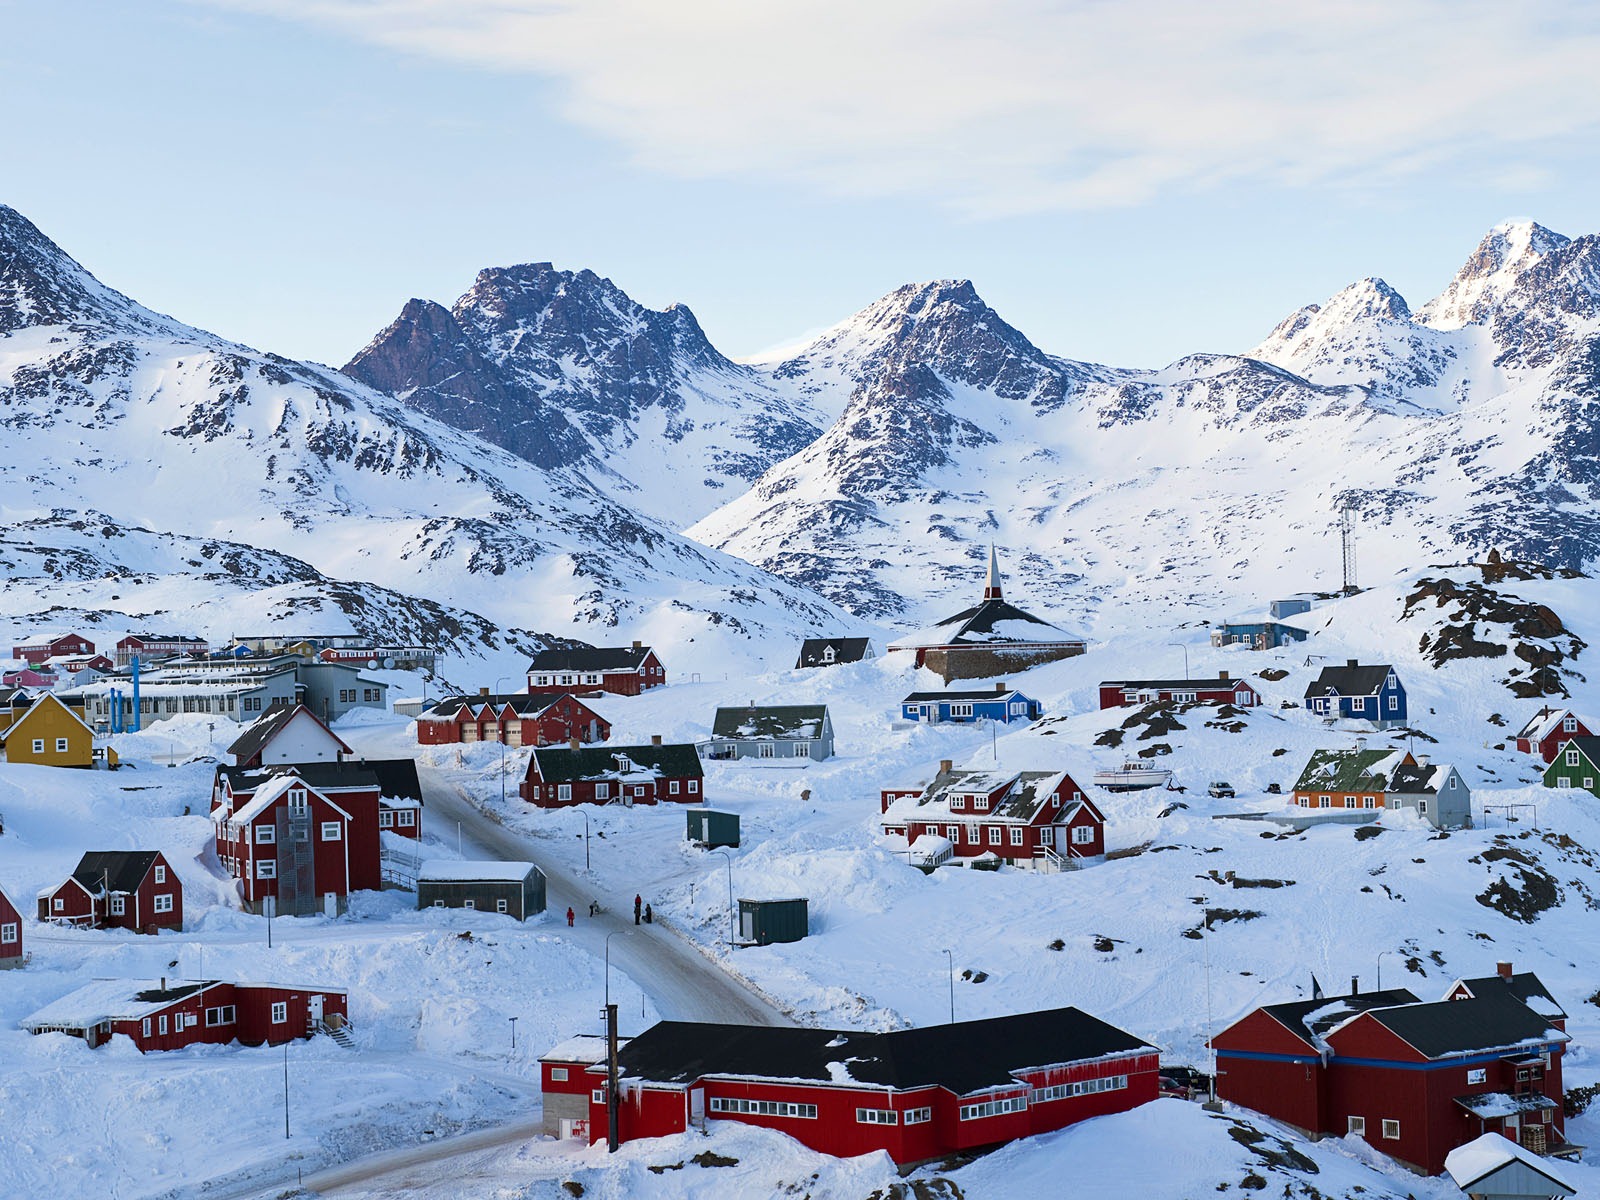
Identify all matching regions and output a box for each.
[368,659,380,670]
[383,657,395,670]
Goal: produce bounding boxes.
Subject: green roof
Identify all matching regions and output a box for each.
[1294,747,1400,793]
[530,743,703,783]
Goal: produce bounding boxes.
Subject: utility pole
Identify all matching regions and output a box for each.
[943,949,955,1024]
[605,1003,621,1153]
[1340,504,1358,596]
[283,1039,291,1138]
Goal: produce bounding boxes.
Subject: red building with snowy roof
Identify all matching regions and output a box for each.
[543,1007,1157,1164]
[1513,708,1593,763]
[416,691,610,747]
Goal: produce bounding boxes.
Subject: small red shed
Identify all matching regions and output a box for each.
[37,850,182,934]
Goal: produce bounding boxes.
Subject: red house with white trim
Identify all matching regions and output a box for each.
[116,634,210,667]
[1097,673,1260,710]
[212,769,380,916]
[214,759,422,842]
[547,1007,1157,1163]
[880,762,1104,870]
[521,738,703,808]
[37,851,182,933]
[12,633,94,665]
[22,977,348,1051]
[525,642,666,697]
[416,692,610,747]
[0,884,24,967]
[1212,968,1573,1175]
[1514,708,1593,764]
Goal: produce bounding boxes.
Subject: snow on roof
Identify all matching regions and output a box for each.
[541,1033,623,1064]
[1445,1131,1575,1194]
[22,978,212,1029]
[418,860,538,883]
[1515,707,1583,744]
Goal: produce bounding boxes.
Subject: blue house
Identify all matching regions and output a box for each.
[900,683,1042,725]
[1210,618,1309,650]
[1303,660,1407,728]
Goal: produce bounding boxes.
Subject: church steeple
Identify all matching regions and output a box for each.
[984,543,1003,601]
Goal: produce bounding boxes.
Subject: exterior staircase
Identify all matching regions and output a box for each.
[315,1016,356,1048]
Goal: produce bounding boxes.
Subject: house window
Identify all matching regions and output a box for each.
[496,899,508,913]
[206,1005,237,1026]
[53,898,64,912]
[363,689,377,702]
[1319,795,1331,808]
[154,865,166,884]
[1347,1116,1365,1135]
[142,1018,151,1037]
[1009,827,1025,846]
[321,822,342,841]
[158,1015,168,1035]
[951,703,973,718]
[959,1097,1028,1120]
[379,810,394,828]
[595,783,610,800]
[975,796,990,811]
[1387,695,1398,711]
[857,1108,898,1125]
[688,780,698,794]
[633,786,644,797]
[398,810,415,827]
[794,742,810,757]
[1587,778,1596,791]
[759,744,776,759]
[558,784,572,801]
[256,825,275,844]
[464,899,475,909]
[945,825,959,841]
[1072,825,1095,844]
[258,861,276,879]
[987,826,1001,845]
[31,739,43,753]
[55,737,69,753]
[0,924,14,944]
[550,1067,568,1081]
[592,1089,607,1104]
[1567,748,1581,766]
[968,826,982,845]
[708,1098,816,1118]
[1381,1119,1400,1140]
[669,781,679,795]
[904,1107,932,1124]
[1557,777,1573,788]
[951,796,965,812]
[1564,716,1578,732]
[1362,796,1376,808]
[271,1002,287,1023]
[153,894,173,913]
[1418,800,1428,815]
[110,897,125,916]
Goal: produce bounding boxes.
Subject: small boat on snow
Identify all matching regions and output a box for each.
[1093,762,1174,792]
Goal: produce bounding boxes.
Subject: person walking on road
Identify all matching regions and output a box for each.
[644,903,653,925]
[634,894,642,925]
[566,906,575,927]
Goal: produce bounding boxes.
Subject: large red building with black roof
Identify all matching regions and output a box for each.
[525,642,665,697]
[543,1006,1158,1164]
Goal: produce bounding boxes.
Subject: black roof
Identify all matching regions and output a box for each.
[795,638,873,668]
[133,981,208,1003]
[1453,972,1567,1021]
[424,693,567,718]
[1261,988,1420,1047]
[932,598,1075,645]
[903,688,1029,703]
[227,703,346,763]
[526,646,653,673]
[1555,735,1600,765]
[1101,678,1247,692]
[1303,662,1396,699]
[612,1007,1153,1096]
[71,850,165,895]
[529,743,703,783]
[216,758,422,802]
[1388,758,1447,795]
[1361,990,1566,1059]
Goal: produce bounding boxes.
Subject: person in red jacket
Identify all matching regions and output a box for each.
[566,907,575,927]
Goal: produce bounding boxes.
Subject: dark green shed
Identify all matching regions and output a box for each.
[687,808,741,848]
[737,897,808,946]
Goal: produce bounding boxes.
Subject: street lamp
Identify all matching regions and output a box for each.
[581,808,591,872]
[943,949,955,1024]
[712,849,736,950]
[1168,642,1190,680]
[605,930,633,1009]
[509,1015,519,1052]
[1376,950,1391,992]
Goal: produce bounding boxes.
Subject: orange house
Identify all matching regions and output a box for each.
[0,693,106,768]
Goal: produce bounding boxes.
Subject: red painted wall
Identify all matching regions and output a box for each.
[123,856,182,933]
[0,890,20,961]
[39,879,96,925]
[1214,1009,1327,1135]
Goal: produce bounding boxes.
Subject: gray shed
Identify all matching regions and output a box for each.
[1445,1132,1574,1198]
[417,861,545,920]
[687,809,740,849]
[737,897,808,946]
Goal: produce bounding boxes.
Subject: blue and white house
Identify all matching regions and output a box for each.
[1303,660,1407,728]
[900,683,1043,725]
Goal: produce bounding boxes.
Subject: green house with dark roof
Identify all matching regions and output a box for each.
[520,737,703,808]
[703,704,833,762]
[1544,736,1600,796]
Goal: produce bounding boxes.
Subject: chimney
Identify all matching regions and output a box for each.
[1414,754,1429,768]
[1497,961,1513,980]
[160,976,166,992]
[995,682,1007,694]
[479,686,489,696]
[1347,658,1358,668]
[1351,975,1359,996]
[651,734,662,746]
[1355,738,1366,752]
[569,737,580,751]
[1219,671,1229,681]
[632,640,642,651]
[939,758,953,774]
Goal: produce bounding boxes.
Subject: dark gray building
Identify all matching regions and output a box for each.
[417,861,545,920]
[687,809,740,849]
[738,897,808,946]
[704,705,834,762]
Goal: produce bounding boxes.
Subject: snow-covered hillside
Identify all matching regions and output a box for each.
[0,205,867,673]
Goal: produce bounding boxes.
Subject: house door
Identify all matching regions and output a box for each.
[324,892,338,918]
[740,909,755,942]
[308,994,324,1026]
[689,1088,706,1128]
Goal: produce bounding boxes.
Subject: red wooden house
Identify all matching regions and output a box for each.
[546,1007,1157,1163]
[116,633,210,667]
[1097,672,1260,710]
[525,642,666,697]
[521,738,703,808]
[1213,972,1573,1174]
[416,692,610,747]
[228,702,351,769]
[540,1034,625,1137]
[22,977,348,1051]
[0,884,24,967]
[1514,708,1593,763]
[37,851,182,933]
[212,769,381,916]
[12,633,95,665]
[215,759,423,841]
[880,761,1105,870]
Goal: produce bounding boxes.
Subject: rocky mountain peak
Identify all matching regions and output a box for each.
[0,204,158,336]
[1419,219,1571,329]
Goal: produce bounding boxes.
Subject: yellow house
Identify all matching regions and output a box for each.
[0,693,99,768]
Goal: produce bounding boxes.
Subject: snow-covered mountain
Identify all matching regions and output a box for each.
[687,220,1600,633]
[0,205,862,669]
[343,263,825,529]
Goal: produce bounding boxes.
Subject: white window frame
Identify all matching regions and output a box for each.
[257,861,277,879]
[271,1001,288,1024]
[595,783,610,800]
[154,864,166,884]
[0,923,14,944]
[669,780,680,794]
[856,1108,898,1125]
[1008,827,1025,846]
[1072,824,1095,845]
[904,1106,932,1124]
[496,898,508,913]
[558,784,572,801]
[1382,1119,1400,1140]
[688,780,699,794]
[255,824,276,844]
[379,810,394,828]
[110,896,125,916]
[153,894,174,913]
[55,737,69,752]
[1347,1115,1365,1135]
[31,739,43,753]
[398,809,415,826]
[321,822,342,842]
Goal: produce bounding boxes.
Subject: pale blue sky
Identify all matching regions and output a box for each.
[4,1,1599,369]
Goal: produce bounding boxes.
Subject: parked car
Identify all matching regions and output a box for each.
[1265,782,1282,794]
[1207,781,1235,798]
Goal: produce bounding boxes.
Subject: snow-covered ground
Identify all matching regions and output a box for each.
[4,571,1600,1198]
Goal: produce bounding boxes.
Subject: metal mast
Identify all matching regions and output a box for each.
[1340,505,1358,596]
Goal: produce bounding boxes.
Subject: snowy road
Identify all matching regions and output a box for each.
[416,764,794,1029]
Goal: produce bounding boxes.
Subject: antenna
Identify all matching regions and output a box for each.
[1339,505,1358,596]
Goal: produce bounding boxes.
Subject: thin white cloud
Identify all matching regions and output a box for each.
[195,0,1600,214]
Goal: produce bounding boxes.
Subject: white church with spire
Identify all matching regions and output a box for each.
[887,546,1087,682]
